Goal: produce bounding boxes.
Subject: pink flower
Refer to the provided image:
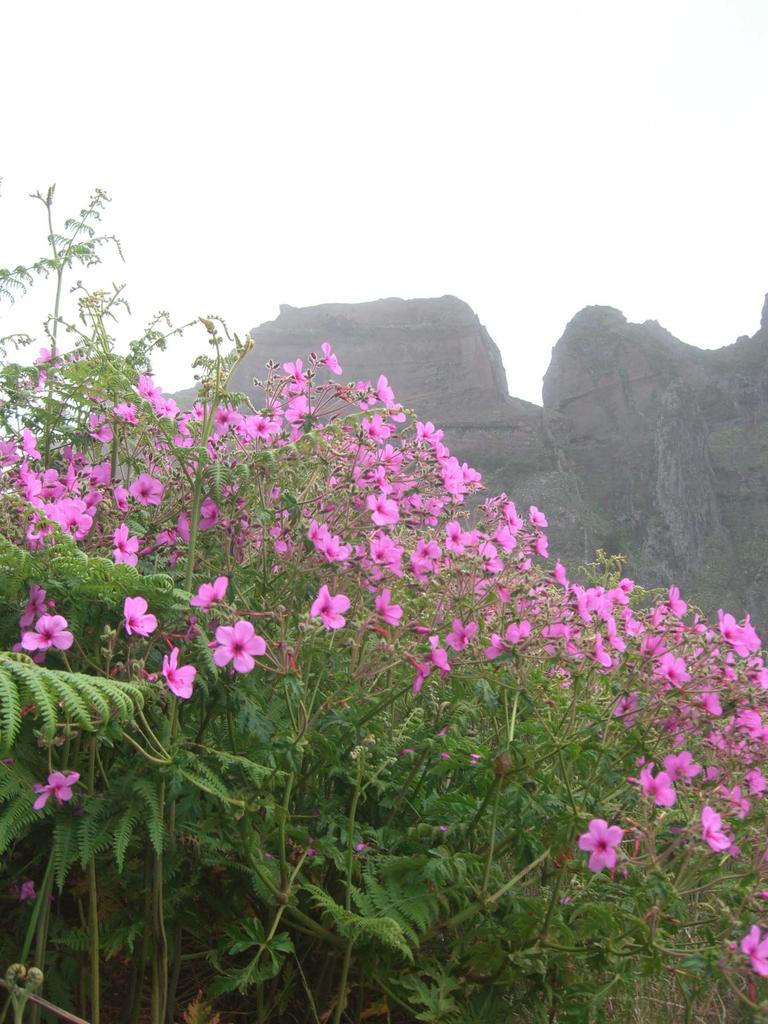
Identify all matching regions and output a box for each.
[578,818,623,872]
[213,620,266,673]
[445,520,470,555]
[700,690,723,717]
[162,647,197,699]
[614,691,639,726]
[718,609,762,657]
[123,597,158,637]
[606,616,626,653]
[114,485,130,512]
[747,768,766,796]
[199,497,219,532]
[113,524,139,566]
[367,493,399,527]
[19,585,47,628]
[428,635,451,674]
[375,588,403,626]
[416,421,443,445]
[33,771,80,810]
[667,586,687,618]
[21,615,74,653]
[376,375,396,406]
[137,373,160,400]
[89,413,113,443]
[362,414,394,443]
[129,473,164,506]
[446,619,478,651]
[190,576,229,611]
[311,585,350,630]
[720,785,750,820]
[320,342,343,375]
[593,634,613,669]
[47,498,93,539]
[214,406,243,435]
[22,428,41,460]
[638,765,676,807]
[484,633,505,660]
[554,561,569,587]
[741,926,768,977]
[493,525,517,552]
[701,805,731,852]
[663,750,701,782]
[114,402,139,424]
[529,505,548,528]
[15,879,36,901]
[505,620,531,645]
[656,652,691,688]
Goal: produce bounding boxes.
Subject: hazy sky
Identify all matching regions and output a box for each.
[2,0,767,404]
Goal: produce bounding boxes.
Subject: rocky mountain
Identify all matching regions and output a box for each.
[542,296,768,626]
[198,293,768,628]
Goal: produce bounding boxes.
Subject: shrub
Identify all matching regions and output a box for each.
[1,190,768,1023]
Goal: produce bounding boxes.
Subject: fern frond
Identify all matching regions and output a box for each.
[179,759,235,805]
[0,794,40,855]
[0,653,144,747]
[77,796,111,865]
[0,667,22,751]
[52,816,78,890]
[302,883,413,960]
[134,777,165,854]
[113,804,140,873]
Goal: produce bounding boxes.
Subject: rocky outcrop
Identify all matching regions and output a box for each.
[543,300,768,625]
[176,293,768,629]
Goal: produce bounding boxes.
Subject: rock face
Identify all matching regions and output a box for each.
[220,293,768,628]
[543,300,768,626]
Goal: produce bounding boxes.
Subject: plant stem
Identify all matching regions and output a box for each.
[332,758,364,1024]
[279,773,295,892]
[87,736,100,1024]
[481,779,501,893]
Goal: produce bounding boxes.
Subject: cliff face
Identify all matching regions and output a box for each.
[218,293,768,627]
[542,299,768,624]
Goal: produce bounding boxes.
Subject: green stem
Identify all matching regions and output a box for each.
[87,737,100,1024]
[540,867,564,939]
[441,848,551,931]
[279,773,295,892]
[41,196,61,468]
[481,780,501,893]
[151,783,168,1024]
[354,681,413,730]
[383,748,430,830]
[332,759,364,1024]
[87,858,100,1024]
[25,840,59,1024]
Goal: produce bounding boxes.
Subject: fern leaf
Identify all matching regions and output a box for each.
[0,793,40,855]
[0,666,22,752]
[77,796,111,866]
[52,817,78,890]
[134,778,165,854]
[113,804,140,873]
[302,883,413,961]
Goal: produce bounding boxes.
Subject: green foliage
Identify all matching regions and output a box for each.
[303,883,413,960]
[0,653,143,750]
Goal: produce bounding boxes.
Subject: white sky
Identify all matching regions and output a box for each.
[1,0,767,405]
